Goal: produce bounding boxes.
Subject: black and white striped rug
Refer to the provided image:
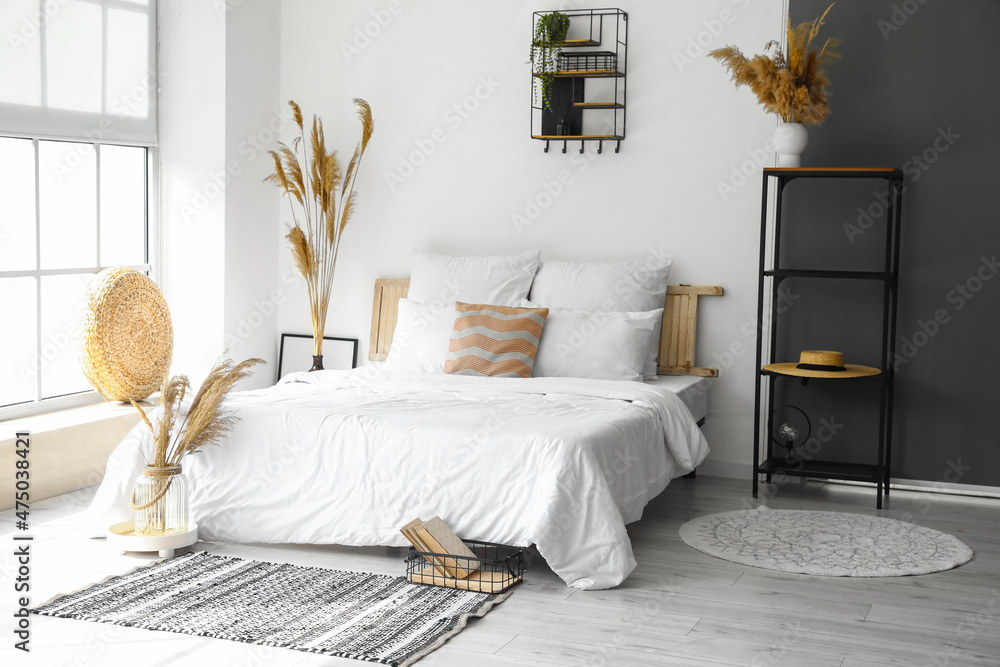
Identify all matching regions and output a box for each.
[33,551,510,666]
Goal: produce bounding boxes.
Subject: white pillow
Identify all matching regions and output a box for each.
[529,258,671,378]
[381,298,454,373]
[407,249,540,306]
[531,307,663,382]
[528,258,672,312]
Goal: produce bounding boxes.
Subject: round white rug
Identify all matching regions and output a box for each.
[679,506,973,577]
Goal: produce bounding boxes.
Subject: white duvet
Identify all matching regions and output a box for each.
[89,369,709,590]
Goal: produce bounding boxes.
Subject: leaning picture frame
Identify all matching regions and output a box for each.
[277,334,359,381]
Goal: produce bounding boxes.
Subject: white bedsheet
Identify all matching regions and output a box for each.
[89,369,709,590]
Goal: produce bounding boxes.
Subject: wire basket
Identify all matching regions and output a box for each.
[558,51,617,72]
[405,540,524,594]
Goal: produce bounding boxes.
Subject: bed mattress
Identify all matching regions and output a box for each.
[646,375,712,423]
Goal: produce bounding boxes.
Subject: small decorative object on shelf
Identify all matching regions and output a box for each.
[709,4,840,167]
[266,99,374,367]
[752,167,904,509]
[128,354,265,537]
[529,10,570,114]
[530,8,627,154]
[558,50,617,73]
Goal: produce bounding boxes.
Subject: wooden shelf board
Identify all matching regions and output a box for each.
[764,269,893,281]
[533,70,624,78]
[532,135,623,140]
[764,167,902,179]
[573,102,625,109]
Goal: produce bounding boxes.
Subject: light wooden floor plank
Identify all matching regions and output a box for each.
[3,474,998,666]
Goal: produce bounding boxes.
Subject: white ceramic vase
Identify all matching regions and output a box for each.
[773,123,809,168]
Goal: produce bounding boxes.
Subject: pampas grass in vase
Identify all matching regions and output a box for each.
[709,4,841,124]
[129,355,264,535]
[266,99,374,370]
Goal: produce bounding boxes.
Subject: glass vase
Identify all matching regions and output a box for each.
[132,465,189,536]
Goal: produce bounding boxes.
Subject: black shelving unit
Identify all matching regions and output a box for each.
[530,8,627,154]
[752,167,904,509]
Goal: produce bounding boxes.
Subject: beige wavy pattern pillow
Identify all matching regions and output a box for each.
[444,302,549,378]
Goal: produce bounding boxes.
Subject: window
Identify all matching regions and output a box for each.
[0,0,157,416]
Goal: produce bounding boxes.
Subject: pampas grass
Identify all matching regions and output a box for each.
[130,356,264,468]
[266,99,374,357]
[709,4,840,125]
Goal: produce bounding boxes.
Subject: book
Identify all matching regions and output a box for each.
[400,517,448,578]
[400,516,479,579]
[420,516,478,579]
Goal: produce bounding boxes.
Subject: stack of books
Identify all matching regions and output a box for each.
[401,517,519,593]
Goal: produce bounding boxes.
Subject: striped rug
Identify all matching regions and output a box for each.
[32,551,510,666]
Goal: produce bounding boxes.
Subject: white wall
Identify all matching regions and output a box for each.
[161,0,281,388]
[160,0,227,384]
[276,0,784,475]
[223,0,282,388]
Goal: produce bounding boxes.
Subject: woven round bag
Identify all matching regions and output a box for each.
[81,268,173,402]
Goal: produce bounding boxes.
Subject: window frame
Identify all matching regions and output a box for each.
[0,0,159,420]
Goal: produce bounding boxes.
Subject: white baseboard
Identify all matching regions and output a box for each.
[693,458,1000,500]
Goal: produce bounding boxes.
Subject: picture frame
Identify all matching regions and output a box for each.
[277,334,359,382]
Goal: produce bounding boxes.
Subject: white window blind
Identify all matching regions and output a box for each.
[0,0,157,144]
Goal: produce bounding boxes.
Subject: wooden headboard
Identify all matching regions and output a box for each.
[369,279,724,377]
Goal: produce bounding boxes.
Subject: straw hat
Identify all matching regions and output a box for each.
[81,268,173,401]
[763,350,881,379]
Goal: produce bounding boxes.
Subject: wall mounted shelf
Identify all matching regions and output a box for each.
[530,8,627,154]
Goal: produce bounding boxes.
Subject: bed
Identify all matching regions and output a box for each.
[89,271,723,590]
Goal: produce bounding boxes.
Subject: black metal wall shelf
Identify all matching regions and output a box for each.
[752,167,905,509]
[530,8,627,154]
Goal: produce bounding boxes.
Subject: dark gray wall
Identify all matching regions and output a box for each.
[778,0,1000,486]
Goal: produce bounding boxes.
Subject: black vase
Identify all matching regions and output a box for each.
[556,119,570,136]
[309,355,324,371]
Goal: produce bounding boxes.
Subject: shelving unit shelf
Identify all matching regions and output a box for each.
[752,167,904,509]
[530,8,627,154]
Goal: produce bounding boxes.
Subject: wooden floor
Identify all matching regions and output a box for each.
[3,476,999,666]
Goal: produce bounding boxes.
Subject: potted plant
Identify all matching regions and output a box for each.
[266,99,374,370]
[709,4,840,167]
[530,11,571,119]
